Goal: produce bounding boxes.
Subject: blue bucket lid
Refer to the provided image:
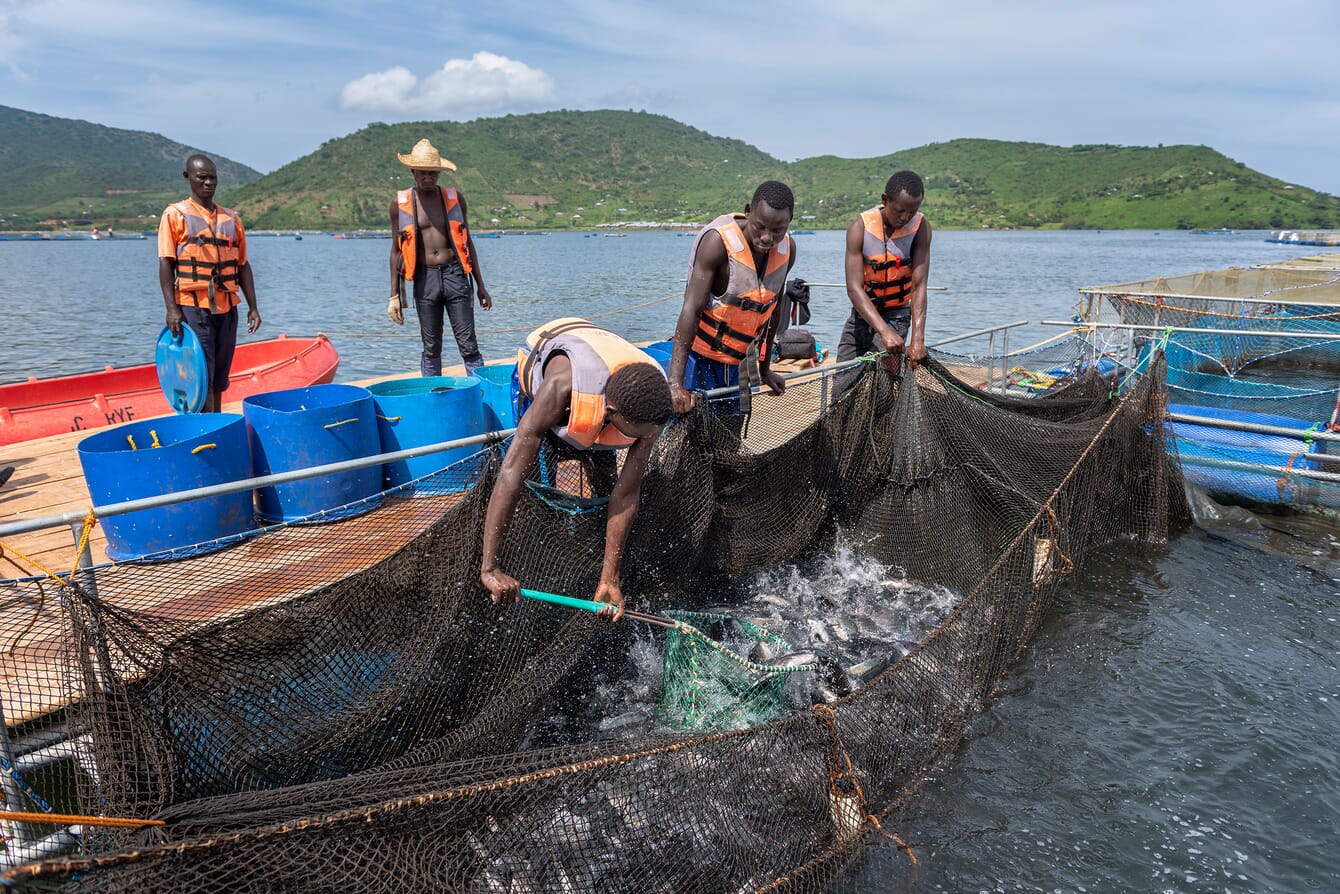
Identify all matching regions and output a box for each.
[155,325,208,414]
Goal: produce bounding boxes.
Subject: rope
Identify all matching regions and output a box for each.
[1116,271,1340,318]
[0,757,53,813]
[668,614,818,676]
[0,507,95,598]
[812,704,918,865]
[1113,326,1172,396]
[328,291,683,339]
[0,810,163,830]
[69,509,97,581]
[0,542,67,584]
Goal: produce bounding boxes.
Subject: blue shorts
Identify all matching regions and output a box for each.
[181,305,238,393]
[686,353,743,415]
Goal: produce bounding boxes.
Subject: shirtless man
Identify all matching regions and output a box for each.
[388,138,494,375]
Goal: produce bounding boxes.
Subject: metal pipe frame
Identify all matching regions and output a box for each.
[1043,320,1340,341]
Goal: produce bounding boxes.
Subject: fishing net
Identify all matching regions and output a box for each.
[0,350,1186,892]
[656,611,816,733]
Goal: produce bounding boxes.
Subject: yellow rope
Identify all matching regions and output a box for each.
[0,541,67,583]
[0,508,97,587]
[68,509,98,580]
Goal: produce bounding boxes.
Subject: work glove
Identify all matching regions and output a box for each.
[388,295,404,325]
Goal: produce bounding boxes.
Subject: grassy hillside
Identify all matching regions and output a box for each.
[785,139,1340,230]
[4,107,1336,231]
[228,111,785,230]
[0,105,261,230]
[232,113,1337,231]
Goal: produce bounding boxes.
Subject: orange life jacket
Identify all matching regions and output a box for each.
[688,214,792,365]
[517,317,665,450]
[860,207,923,312]
[396,186,474,281]
[172,199,242,309]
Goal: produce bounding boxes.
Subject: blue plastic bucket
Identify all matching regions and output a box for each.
[471,363,519,431]
[368,376,488,494]
[77,414,254,560]
[243,384,382,522]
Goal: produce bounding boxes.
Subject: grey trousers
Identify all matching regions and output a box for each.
[834,309,911,398]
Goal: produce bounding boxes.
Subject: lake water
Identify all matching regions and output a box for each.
[1,229,1336,892]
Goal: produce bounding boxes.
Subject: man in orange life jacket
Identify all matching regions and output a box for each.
[667,181,798,417]
[157,154,262,413]
[838,170,932,379]
[480,318,672,619]
[388,138,493,376]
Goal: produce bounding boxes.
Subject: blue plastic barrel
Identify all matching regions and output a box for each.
[641,340,673,375]
[368,376,488,494]
[471,363,519,431]
[77,413,254,560]
[243,384,382,522]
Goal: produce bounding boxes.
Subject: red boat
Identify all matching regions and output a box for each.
[0,334,340,446]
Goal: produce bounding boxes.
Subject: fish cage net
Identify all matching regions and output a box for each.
[1083,266,1340,424]
[0,351,1186,892]
[1069,266,1340,512]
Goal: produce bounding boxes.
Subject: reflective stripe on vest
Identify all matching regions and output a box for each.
[688,214,792,365]
[396,186,474,281]
[173,200,241,306]
[861,207,922,312]
[516,318,665,450]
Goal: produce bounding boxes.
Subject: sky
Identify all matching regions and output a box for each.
[2,0,1338,194]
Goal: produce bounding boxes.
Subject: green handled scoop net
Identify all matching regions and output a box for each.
[520,590,818,733]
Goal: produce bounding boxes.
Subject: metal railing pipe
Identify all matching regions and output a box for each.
[0,429,516,540]
[698,321,1033,400]
[1166,412,1340,445]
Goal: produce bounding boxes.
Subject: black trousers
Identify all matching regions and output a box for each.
[413,263,482,376]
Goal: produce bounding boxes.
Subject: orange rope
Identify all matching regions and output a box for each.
[1278,452,1301,501]
[0,810,163,829]
[1122,293,1340,321]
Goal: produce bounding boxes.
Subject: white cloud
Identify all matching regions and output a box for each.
[0,0,30,71]
[339,52,555,115]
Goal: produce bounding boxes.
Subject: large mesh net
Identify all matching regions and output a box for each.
[0,352,1185,892]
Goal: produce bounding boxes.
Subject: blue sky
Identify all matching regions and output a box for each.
[2,0,1338,194]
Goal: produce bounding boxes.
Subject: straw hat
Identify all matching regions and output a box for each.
[397,138,457,172]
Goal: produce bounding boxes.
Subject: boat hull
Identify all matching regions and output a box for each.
[0,334,340,446]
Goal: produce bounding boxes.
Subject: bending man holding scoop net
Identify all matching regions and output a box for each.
[480,318,673,619]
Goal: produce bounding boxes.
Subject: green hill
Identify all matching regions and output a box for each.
[230,112,1337,231]
[229,110,785,230]
[784,139,1340,230]
[0,105,261,230]
[4,107,1337,231]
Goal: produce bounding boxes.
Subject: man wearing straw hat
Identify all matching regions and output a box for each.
[388,138,494,376]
